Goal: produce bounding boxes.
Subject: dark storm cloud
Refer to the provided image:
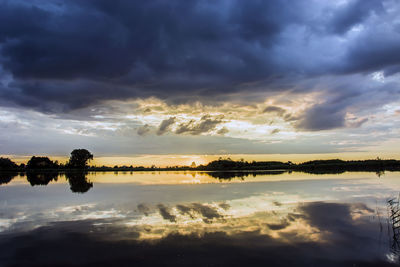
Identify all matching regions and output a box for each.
[0,0,298,111]
[344,34,400,75]
[0,0,400,131]
[328,0,384,34]
[296,103,347,131]
[293,77,381,131]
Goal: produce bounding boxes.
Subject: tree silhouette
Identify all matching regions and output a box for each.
[27,156,58,169]
[65,172,93,193]
[0,157,19,170]
[0,172,18,185]
[67,149,93,169]
[26,172,58,186]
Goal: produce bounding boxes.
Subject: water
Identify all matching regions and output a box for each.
[1,171,400,266]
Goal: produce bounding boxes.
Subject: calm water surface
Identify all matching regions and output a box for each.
[1,171,400,266]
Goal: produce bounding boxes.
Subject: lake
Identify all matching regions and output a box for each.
[1,171,400,266]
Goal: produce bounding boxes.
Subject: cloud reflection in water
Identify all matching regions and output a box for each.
[0,201,395,266]
[1,171,400,265]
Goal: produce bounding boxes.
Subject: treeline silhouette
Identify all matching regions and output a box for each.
[206,170,287,180]
[198,159,292,171]
[0,149,94,193]
[0,149,93,171]
[293,159,400,172]
[2,154,400,188]
[70,158,400,173]
[1,150,400,173]
[197,158,400,172]
[0,171,93,193]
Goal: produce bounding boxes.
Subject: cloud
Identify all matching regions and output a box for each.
[270,129,280,134]
[291,73,400,131]
[136,202,227,224]
[218,202,230,210]
[0,201,387,266]
[137,203,151,216]
[176,203,223,223]
[217,127,229,135]
[156,117,176,136]
[262,106,286,116]
[266,220,290,230]
[157,204,176,222]
[0,0,294,111]
[295,103,347,131]
[175,115,224,135]
[0,0,399,114]
[0,0,400,155]
[328,0,384,34]
[137,124,151,136]
[298,202,374,233]
[346,117,368,128]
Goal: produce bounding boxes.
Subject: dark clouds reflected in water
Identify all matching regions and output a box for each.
[2,171,400,265]
[0,201,395,267]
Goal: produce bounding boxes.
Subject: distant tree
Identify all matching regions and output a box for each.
[27,156,58,169]
[67,149,93,169]
[190,161,197,168]
[0,157,18,170]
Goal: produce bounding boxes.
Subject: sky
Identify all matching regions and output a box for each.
[1,0,400,166]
